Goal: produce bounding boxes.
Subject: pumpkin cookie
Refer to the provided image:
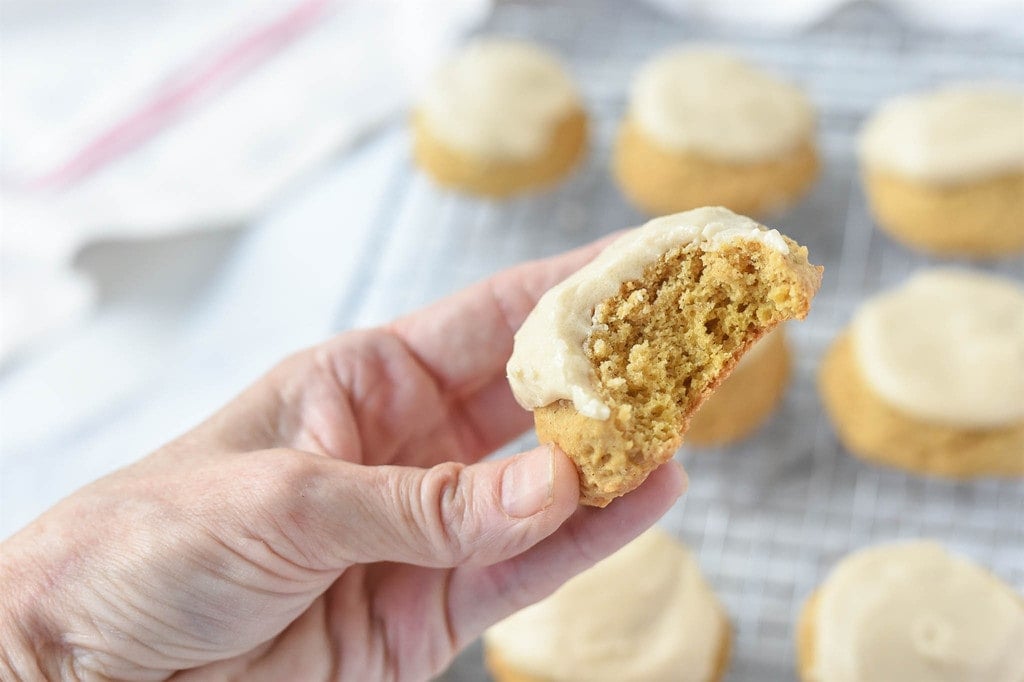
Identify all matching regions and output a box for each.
[858,85,1024,257]
[819,269,1024,478]
[797,541,1024,682]
[484,529,731,682]
[507,206,823,506]
[413,39,587,197]
[612,49,818,217]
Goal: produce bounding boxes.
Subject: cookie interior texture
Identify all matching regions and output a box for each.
[535,236,820,506]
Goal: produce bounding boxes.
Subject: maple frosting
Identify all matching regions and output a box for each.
[506,206,789,420]
[418,39,580,160]
[629,49,815,162]
[810,541,1024,682]
[851,269,1024,428]
[484,528,727,681]
[858,85,1024,184]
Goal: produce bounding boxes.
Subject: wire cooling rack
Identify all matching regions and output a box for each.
[330,1,1024,679]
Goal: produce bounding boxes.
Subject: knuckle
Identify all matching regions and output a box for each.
[415,462,473,566]
[262,449,324,497]
[248,450,333,560]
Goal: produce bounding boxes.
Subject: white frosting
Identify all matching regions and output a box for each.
[418,39,579,160]
[629,49,815,162]
[484,529,727,682]
[812,541,1024,682]
[852,268,1024,428]
[507,206,790,420]
[858,85,1024,184]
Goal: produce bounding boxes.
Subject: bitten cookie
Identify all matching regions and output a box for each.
[797,541,1024,682]
[484,528,731,682]
[686,326,791,447]
[413,39,587,197]
[858,85,1024,257]
[819,269,1024,478]
[507,206,823,506]
[612,49,818,217]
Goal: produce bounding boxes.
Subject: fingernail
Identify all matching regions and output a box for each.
[501,446,555,518]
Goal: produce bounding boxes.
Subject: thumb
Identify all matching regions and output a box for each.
[261,445,581,569]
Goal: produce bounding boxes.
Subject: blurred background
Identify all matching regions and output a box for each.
[1,1,1022,680]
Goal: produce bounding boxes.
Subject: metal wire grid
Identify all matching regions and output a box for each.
[329,1,1024,679]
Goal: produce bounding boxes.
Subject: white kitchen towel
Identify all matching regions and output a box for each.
[0,0,488,361]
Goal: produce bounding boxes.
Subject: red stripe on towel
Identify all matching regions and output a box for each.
[31,0,335,191]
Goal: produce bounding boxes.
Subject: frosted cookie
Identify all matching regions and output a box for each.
[819,269,1024,478]
[413,39,587,197]
[508,206,823,506]
[686,326,791,447]
[612,49,818,217]
[797,541,1024,682]
[484,528,731,682]
[858,85,1024,257]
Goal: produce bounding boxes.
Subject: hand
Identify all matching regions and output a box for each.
[0,239,686,682]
